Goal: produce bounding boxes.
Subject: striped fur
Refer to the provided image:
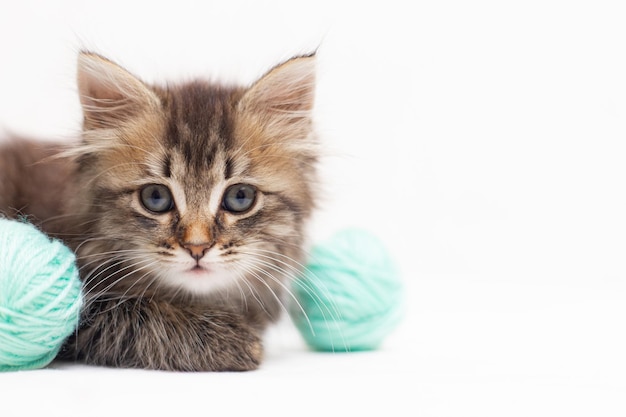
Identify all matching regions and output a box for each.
[0,52,318,371]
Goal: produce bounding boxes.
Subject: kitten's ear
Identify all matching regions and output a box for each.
[239,53,316,121]
[77,52,160,129]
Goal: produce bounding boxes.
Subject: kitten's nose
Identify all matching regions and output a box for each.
[182,243,211,261]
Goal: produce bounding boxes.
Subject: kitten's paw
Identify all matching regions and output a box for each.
[203,314,264,372]
[59,298,265,372]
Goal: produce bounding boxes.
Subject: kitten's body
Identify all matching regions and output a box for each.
[0,53,318,371]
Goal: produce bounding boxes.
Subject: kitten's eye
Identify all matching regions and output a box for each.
[223,184,257,213]
[140,184,174,213]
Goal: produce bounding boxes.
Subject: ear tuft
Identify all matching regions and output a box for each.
[77,52,160,129]
[239,54,316,116]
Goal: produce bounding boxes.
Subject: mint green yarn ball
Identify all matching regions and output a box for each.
[291,229,404,352]
[0,218,82,371]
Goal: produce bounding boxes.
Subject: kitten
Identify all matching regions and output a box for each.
[0,51,318,371]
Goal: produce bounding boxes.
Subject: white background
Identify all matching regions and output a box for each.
[1,1,625,416]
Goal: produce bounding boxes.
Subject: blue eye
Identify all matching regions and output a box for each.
[223,184,257,213]
[140,184,174,213]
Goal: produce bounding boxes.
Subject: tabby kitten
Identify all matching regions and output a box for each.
[0,51,318,371]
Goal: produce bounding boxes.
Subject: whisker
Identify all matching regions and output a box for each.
[85,260,159,305]
[236,248,348,352]
[107,262,162,310]
[235,262,287,320]
[230,267,270,316]
[82,257,156,301]
[239,248,342,319]
[235,257,320,334]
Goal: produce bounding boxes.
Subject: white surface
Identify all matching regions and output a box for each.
[1,1,625,416]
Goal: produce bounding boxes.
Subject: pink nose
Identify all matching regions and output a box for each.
[182,243,211,261]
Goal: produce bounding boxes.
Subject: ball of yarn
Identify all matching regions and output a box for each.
[291,228,404,352]
[0,218,82,371]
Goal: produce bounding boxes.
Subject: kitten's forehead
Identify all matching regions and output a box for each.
[156,82,244,214]
[161,81,241,175]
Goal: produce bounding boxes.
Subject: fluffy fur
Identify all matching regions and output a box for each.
[0,52,318,371]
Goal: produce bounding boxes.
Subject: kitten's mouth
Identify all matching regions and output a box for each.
[186,264,211,276]
[167,262,235,294]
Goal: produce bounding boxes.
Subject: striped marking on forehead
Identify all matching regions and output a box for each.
[162,82,239,172]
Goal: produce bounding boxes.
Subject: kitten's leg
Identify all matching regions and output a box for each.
[58,298,263,371]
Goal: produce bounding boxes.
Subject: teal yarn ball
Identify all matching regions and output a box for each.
[291,229,404,352]
[0,218,82,371]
